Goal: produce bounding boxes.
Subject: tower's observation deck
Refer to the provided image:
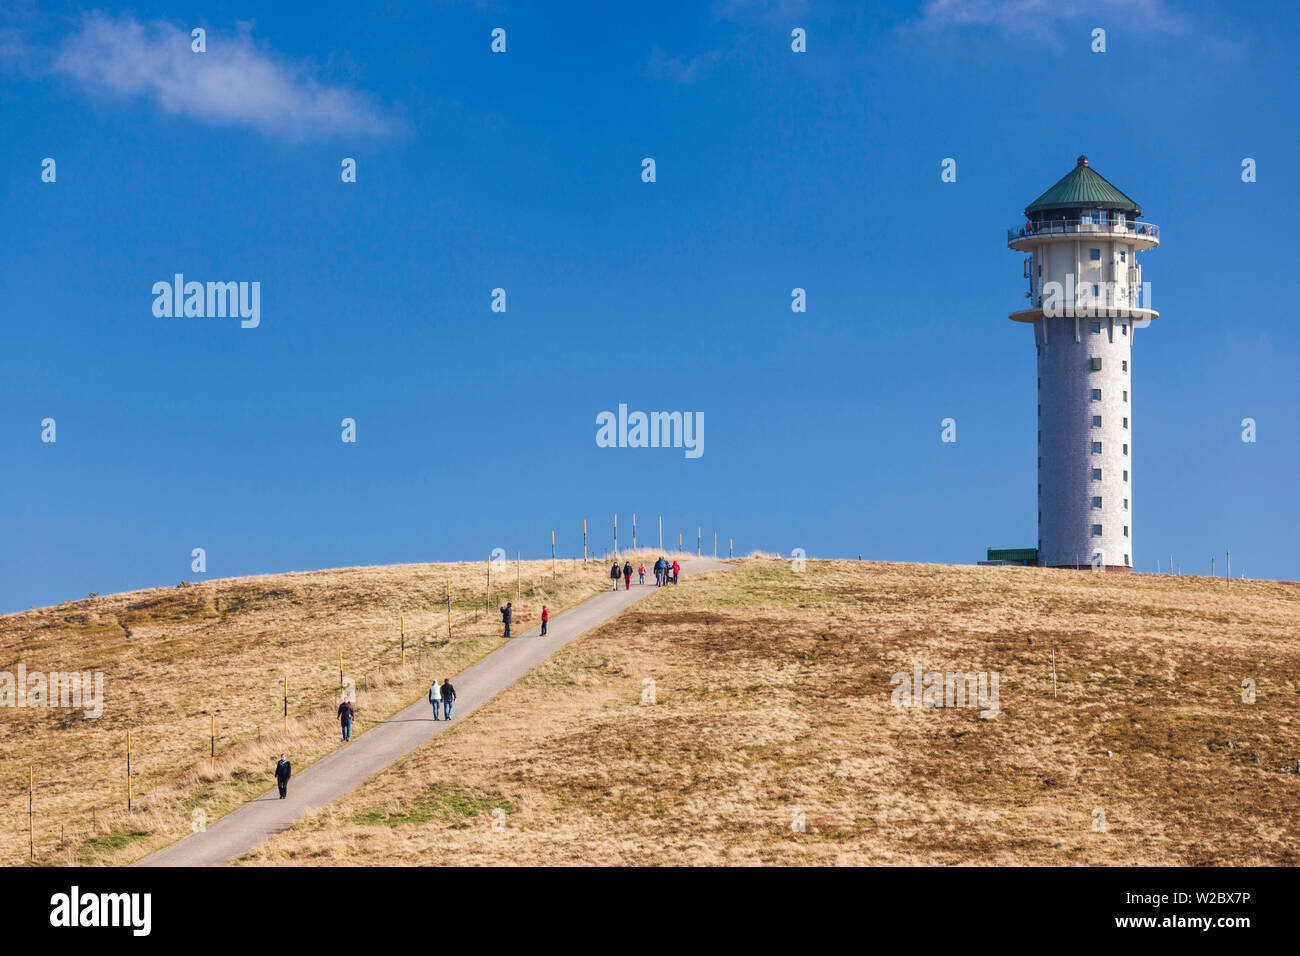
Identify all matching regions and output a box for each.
[1009,156,1159,571]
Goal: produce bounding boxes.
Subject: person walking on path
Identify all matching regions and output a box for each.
[337,697,356,741]
[541,605,549,636]
[655,557,666,586]
[623,560,633,590]
[671,559,680,584]
[429,679,441,719]
[500,601,513,638]
[275,754,291,799]
[610,561,622,590]
[440,678,457,720]
[638,563,646,584]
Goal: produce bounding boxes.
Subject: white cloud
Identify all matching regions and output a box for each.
[646,46,725,85]
[50,13,397,138]
[910,0,1185,35]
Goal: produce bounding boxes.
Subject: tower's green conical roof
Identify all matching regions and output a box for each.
[1024,156,1141,216]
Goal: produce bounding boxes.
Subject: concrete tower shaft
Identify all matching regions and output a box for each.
[1007,157,1159,571]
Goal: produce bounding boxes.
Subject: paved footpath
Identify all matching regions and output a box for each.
[137,558,730,866]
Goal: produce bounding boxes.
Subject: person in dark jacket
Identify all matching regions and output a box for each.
[440,678,457,720]
[275,754,291,799]
[337,697,356,741]
[610,561,622,590]
[623,561,633,590]
[500,601,513,638]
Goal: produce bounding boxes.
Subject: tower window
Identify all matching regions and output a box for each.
[1120,250,1127,262]
[1092,524,1103,536]
[1123,470,1128,481]
[1092,442,1102,454]
[1122,323,1128,335]
[1092,468,1102,481]
[1123,417,1129,428]
[1123,526,1129,537]
[1124,553,1130,565]
[1123,498,1129,510]
[1090,248,1101,260]
[1123,443,1128,455]
[1092,415,1102,427]
[1091,389,1102,401]
[1091,321,1101,334]
[1092,496,1102,509]
[1123,390,1128,402]
[1091,357,1103,371]
[1122,360,1128,371]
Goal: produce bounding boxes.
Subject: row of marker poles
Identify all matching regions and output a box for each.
[98,533,751,833]
[102,531,759,830]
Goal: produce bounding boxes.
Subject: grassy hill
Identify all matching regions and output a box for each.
[0,557,625,865]
[232,559,1300,866]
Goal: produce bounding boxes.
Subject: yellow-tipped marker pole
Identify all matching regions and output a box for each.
[283,675,288,731]
[126,731,132,813]
[401,615,406,667]
[446,582,452,638]
[582,519,588,563]
[632,513,637,551]
[210,714,215,772]
[28,766,34,862]
[551,530,556,584]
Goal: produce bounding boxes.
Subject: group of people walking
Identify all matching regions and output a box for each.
[654,557,680,586]
[429,677,457,720]
[611,557,680,590]
[276,676,460,799]
[269,553,690,802]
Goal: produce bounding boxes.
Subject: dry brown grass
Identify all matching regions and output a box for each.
[0,556,635,865]
[239,559,1300,866]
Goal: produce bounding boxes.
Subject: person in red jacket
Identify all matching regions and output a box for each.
[541,605,549,636]
[671,560,680,584]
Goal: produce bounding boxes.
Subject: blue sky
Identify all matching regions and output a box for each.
[2,0,1297,611]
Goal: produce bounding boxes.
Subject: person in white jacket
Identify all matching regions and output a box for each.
[429,679,441,720]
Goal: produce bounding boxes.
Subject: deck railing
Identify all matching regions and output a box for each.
[1008,219,1160,243]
